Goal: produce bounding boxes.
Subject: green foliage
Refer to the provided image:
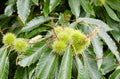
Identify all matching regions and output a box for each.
[68,0,80,18]
[0,48,9,79]
[17,0,31,24]
[58,46,73,79]
[35,51,58,79]
[0,0,120,79]
[14,67,28,79]
[21,16,51,32]
[52,40,66,54]
[109,69,120,79]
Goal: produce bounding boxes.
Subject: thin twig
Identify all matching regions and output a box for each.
[45,37,54,49]
[71,44,77,54]
[88,57,105,60]
[0,29,4,36]
[16,53,21,65]
[86,27,100,39]
[51,18,59,40]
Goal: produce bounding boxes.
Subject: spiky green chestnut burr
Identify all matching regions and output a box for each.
[81,38,90,47]
[71,30,85,43]
[54,26,63,34]
[64,27,74,35]
[3,33,16,45]
[14,39,27,52]
[58,32,70,44]
[73,43,84,53]
[73,38,90,54]
[52,40,66,55]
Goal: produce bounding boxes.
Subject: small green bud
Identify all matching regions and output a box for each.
[14,39,27,52]
[3,33,16,45]
[52,40,66,55]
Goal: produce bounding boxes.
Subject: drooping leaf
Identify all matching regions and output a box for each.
[0,48,9,79]
[68,0,80,18]
[18,39,51,67]
[98,29,120,62]
[14,67,28,79]
[104,4,120,22]
[79,0,94,16]
[17,0,31,24]
[76,57,90,79]
[35,51,58,79]
[109,69,120,79]
[21,16,51,32]
[58,46,73,79]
